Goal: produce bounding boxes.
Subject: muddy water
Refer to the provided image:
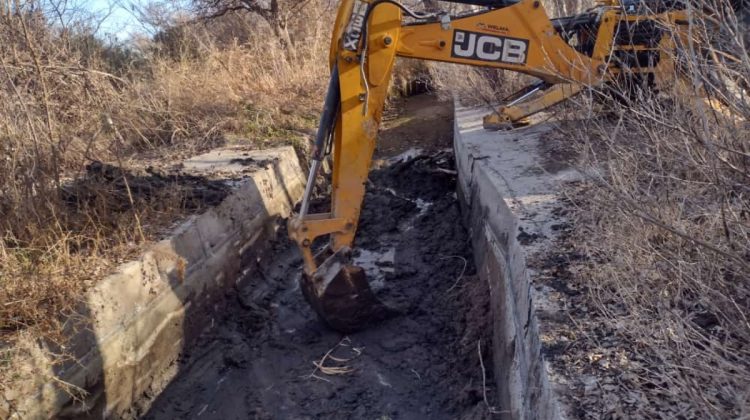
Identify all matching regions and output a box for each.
[139,151,498,420]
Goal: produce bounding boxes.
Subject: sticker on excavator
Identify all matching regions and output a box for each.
[344,0,369,51]
[451,29,529,65]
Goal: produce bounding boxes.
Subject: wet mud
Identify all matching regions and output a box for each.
[137,145,497,418]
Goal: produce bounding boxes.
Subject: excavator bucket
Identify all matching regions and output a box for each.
[299,248,396,333]
[287,63,396,333]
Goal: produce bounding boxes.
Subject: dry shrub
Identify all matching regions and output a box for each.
[0,0,332,389]
[560,2,750,417]
[429,61,536,106]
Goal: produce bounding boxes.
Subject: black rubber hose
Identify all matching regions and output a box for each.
[312,63,341,161]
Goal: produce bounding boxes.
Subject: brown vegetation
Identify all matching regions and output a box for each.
[555,3,750,417]
[432,0,749,415]
[1,0,748,415]
[0,0,333,385]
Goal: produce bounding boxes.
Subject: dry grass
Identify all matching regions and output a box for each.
[429,60,533,105]
[304,337,363,382]
[0,0,443,397]
[4,0,746,415]
[554,3,750,417]
[0,0,333,390]
[428,1,749,416]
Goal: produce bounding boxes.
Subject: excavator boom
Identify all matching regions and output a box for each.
[289,0,691,332]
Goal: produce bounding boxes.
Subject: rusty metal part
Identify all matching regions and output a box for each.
[299,247,396,333]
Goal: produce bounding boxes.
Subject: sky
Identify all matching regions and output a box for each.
[81,0,191,41]
[84,0,146,40]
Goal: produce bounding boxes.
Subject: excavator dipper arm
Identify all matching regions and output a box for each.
[287,0,681,332]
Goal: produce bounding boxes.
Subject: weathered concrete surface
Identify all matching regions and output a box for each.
[454,106,578,419]
[3,147,304,420]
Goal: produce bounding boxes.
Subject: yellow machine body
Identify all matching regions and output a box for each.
[288,0,694,331]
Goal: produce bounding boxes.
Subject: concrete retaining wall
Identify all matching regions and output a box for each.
[2,147,304,419]
[453,106,560,419]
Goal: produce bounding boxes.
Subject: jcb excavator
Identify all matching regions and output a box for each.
[288,0,692,332]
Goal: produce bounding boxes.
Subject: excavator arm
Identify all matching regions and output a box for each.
[288,0,689,332]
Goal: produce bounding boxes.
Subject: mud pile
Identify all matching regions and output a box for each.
[138,151,499,420]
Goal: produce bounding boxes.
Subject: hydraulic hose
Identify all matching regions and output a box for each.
[300,63,341,217]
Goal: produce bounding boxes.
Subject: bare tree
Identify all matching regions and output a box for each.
[194,0,317,59]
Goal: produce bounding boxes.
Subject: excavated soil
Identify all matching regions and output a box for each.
[136,97,500,419]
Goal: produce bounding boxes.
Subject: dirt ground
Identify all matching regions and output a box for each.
[132,94,500,419]
[376,93,454,158]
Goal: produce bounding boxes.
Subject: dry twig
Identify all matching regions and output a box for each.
[441,255,468,292]
[304,337,363,383]
[477,339,506,416]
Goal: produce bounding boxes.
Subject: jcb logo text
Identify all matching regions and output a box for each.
[452,30,529,65]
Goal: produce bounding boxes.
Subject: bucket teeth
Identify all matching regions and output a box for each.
[300,248,396,333]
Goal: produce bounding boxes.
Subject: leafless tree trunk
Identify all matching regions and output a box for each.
[195,0,305,60]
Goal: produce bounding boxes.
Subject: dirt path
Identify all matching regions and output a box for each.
[136,95,498,420]
[376,93,454,158]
